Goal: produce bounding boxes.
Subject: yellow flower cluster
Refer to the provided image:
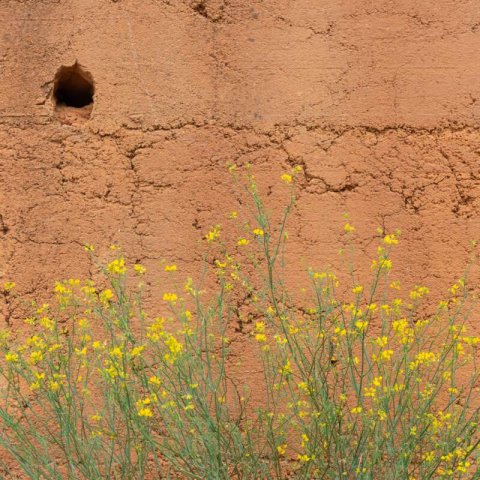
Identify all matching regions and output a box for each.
[3,282,15,292]
[280,165,302,184]
[134,264,146,275]
[409,351,438,370]
[254,321,267,343]
[205,225,221,243]
[164,335,183,364]
[392,318,414,345]
[107,258,126,275]
[279,359,292,376]
[136,397,155,418]
[409,285,430,301]
[163,292,178,304]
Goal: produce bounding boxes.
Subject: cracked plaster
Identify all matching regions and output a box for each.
[0,0,480,424]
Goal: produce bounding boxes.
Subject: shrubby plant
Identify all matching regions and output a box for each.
[1,166,480,479]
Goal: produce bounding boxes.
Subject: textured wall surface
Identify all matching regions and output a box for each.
[1,0,480,330]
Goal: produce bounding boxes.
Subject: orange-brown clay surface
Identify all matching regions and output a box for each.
[1,0,480,463]
[2,0,480,312]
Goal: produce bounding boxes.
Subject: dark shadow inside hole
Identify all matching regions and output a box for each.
[53,63,94,108]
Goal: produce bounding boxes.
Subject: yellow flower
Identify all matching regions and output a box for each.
[377,410,387,421]
[215,260,227,269]
[49,381,60,392]
[383,234,399,245]
[130,345,145,358]
[423,451,435,463]
[165,336,182,354]
[379,349,394,362]
[255,333,267,343]
[355,320,369,332]
[456,461,471,474]
[366,303,377,312]
[344,223,355,233]
[107,258,126,275]
[3,282,15,292]
[298,382,309,393]
[36,303,49,314]
[184,277,195,295]
[237,238,249,246]
[297,454,313,463]
[205,225,221,243]
[163,292,178,304]
[148,376,161,386]
[463,336,480,346]
[372,376,383,387]
[138,408,153,418]
[146,317,166,342]
[281,173,293,184]
[164,264,177,272]
[364,387,376,398]
[380,258,392,270]
[392,319,414,344]
[39,316,54,331]
[99,289,114,304]
[277,444,287,456]
[409,351,437,370]
[29,381,41,391]
[389,280,401,290]
[288,323,299,335]
[83,244,94,252]
[374,336,388,348]
[409,285,430,301]
[164,335,183,363]
[5,352,19,363]
[438,300,448,309]
[109,347,123,359]
[134,264,146,275]
[253,228,264,237]
[352,285,363,294]
[279,359,292,376]
[334,326,347,336]
[29,350,43,364]
[351,406,362,414]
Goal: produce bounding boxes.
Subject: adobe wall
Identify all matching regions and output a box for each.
[1,0,480,326]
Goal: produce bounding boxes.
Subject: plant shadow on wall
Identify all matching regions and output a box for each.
[1,166,480,479]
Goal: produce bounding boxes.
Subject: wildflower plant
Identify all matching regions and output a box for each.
[0,165,480,479]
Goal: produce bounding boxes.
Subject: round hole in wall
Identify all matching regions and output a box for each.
[53,63,94,108]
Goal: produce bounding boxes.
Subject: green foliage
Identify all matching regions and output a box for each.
[1,167,480,479]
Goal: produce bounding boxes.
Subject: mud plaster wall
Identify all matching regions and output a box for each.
[1,0,480,336]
